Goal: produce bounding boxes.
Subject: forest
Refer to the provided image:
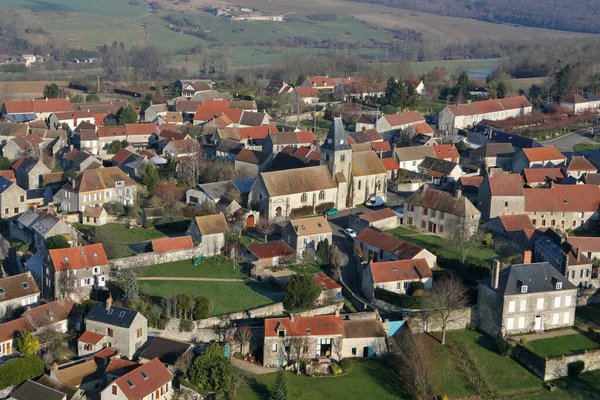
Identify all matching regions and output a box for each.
[347,0,600,34]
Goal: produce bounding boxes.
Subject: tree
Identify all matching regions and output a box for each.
[422,275,468,345]
[16,331,40,356]
[235,326,253,355]
[295,74,306,87]
[453,71,471,103]
[123,270,140,304]
[107,140,122,154]
[315,239,330,267]
[328,244,348,281]
[284,274,322,312]
[0,157,11,170]
[192,295,211,320]
[70,94,84,103]
[142,164,159,191]
[447,220,481,264]
[404,84,420,109]
[116,105,138,125]
[384,76,407,108]
[256,216,275,242]
[46,235,69,249]
[43,83,60,99]
[86,93,101,102]
[153,181,180,206]
[269,370,289,400]
[189,342,233,395]
[57,262,78,299]
[394,330,436,400]
[36,324,62,355]
[176,293,193,319]
[63,169,77,181]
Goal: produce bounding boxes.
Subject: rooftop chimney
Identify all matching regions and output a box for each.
[455,188,462,199]
[335,308,340,317]
[105,296,112,310]
[492,258,500,290]
[523,250,532,265]
[290,313,294,322]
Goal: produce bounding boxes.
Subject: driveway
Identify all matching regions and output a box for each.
[543,128,597,153]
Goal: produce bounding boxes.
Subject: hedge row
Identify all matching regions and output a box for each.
[374,288,422,309]
[0,355,45,389]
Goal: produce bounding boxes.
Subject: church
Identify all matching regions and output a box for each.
[249,117,388,219]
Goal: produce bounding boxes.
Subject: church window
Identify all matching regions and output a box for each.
[318,191,326,200]
[301,193,308,203]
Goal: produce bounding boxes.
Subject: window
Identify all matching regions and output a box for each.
[408,217,413,225]
[508,301,515,312]
[556,282,562,290]
[563,312,570,324]
[318,191,325,200]
[430,210,436,218]
[518,317,525,329]
[3,208,7,215]
[137,328,143,338]
[553,313,559,325]
[396,282,401,290]
[108,328,114,337]
[93,267,99,274]
[13,207,18,214]
[580,270,584,278]
[521,285,528,293]
[422,208,428,216]
[340,154,346,162]
[565,295,571,307]
[554,297,560,308]
[141,371,148,380]
[278,330,285,337]
[22,282,28,289]
[504,202,508,207]
[272,343,277,352]
[439,212,444,220]
[586,269,590,278]
[351,347,357,356]
[404,281,411,290]
[357,180,361,190]
[578,212,584,218]
[421,221,426,229]
[536,298,544,310]
[19,195,24,202]
[520,300,526,312]
[105,191,111,199]
[439,225,444,234]
[112,386,118,395]
[127,380,134,388]
[506,318,514,330]
[301,193,308,203]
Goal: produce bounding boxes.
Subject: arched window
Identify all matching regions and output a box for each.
[340,154,346,162]
[301,193,308,203]
[318,191,325,200]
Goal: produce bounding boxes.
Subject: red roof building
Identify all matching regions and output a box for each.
[313,272,342,291]
[488,174,525,196]
[264,314,343,337]
[78,330,105,345]
[48,243,108,271]
[368,259,431,284]
[432,144,460,163]
[523,168,565,186]
[109,358,173,400]
[150,236,194,253]
[246,240,295,259]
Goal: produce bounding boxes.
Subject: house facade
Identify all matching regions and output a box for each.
[0,272,40,320]
[477,173,525,221]
[284,216,332,258]
[0,175,27,219]
[186,213,229,257]
[362,259,432,301]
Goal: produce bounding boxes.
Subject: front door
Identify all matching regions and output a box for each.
[363,347,374,358]
[534,316,542,331]
[246,215,255,229]
[277,357,283,367]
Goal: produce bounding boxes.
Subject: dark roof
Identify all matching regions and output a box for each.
[85,302,140,328]
[239,111,267,126]
[139,336,191,365]
[235,149,270,165]
[231,177,256,193]
[269,152,316,171]
[321,117,350,151]
[342,319,386,339]
[471,143,515,157]
[216,138,244,154]
[247,240,295,259]
[490,262,576,295]
[418,156,458,175]
[11,379,70,400]
[355,228,425,259]
[488,128,542,149]
[13,157,40,173]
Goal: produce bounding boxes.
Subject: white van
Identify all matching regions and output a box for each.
[365,196,386,207]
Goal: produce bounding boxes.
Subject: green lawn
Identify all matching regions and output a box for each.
[576,305,600,328]
[240,359,404,400]
[4,0,149,17]
[141,280,282,316]
[410,58,500,77]
[135,257,245,280]
[96,224,166,243]
[527,334,600,358]
[574,143,600,152]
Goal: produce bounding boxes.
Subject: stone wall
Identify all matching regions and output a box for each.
[296,303,343,317]
[406,307,474,333]
[109,247,200,270]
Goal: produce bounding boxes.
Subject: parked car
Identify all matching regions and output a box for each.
[344,228,357,238]
[324,208,338,215]
[366,196,385,207]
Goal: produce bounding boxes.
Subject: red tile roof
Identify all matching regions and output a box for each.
[432,144,459,161]
[383,111,425,127]
[567,156,596,171]
[3,100,34,114]
[49,243,108,271]
[125,123,157,136]
[499,214,535,232]
[11,157,25,170]
[295,130,317,144]
[359,207,397,223]
[369,259,431,283]
[566,237,600,253]
[264,314,343,337]
[524,184,600,212]
[87,347,117,362]
[25,298,76,328]
[0,170,15,181]
[151,236,194,253]
[295,87,320,98]
[98,126,127,138]
[112,149,133,165]
[32,98,71,113]
[458,176,484,187]
[78,330,105,345]
[25,134,44,145]
[355,228,424,259]
[488,174,524,196]
[54,111,93,120]
[371,141,391,152]
[114,358,172,400]
[522,147,565,162]
[305,76,335,88]
[0,316,33,343]
[246,240,295,259]
[411,122,434,135]
[201,99,229,108]
[448,96,531,116]
[313,272,341,291]
[523,168,565,184]
[380,158,399,171]
[238,125,278,140]
[106,357,139,373]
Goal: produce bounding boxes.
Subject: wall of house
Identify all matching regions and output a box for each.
[263,333,344,367]
[267,189,338,220]
[351,173,387,207]
[527,210,598,231]
[285,231,332,258]
[0,293,39,319]
[198,233,226,257]
[402,204,480,238]
[50,265,109,301]
[85,314,147,359]
[341,337,387,359]
[0,184,27,219]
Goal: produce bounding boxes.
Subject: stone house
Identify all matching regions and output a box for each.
[263,314,344,367]
[97,126,128,155]
[11,376,85,400]
[79,299,147,359]
[284,216,332,258]
[522,168,565,188]
[375,111,427,141]
[186,213,229,257]
[182,81,212,97]
[0,122,28,147]
[294,86,320,104]
[341,318,387,359]
[57,148,101,172]
[141,207,164,228]
[560,92,600,113]
[143,103,168,123]
[417,156,463,186]
[43,243,109,301]
[48,111,94,131]
[565,237,600,261]
[0,175,27,219]
[149,129,190,151]
[100,357,172,400]
[234,149,273,176]
[124,124,157,148]
[12,157,51,189]
[477,259,577,337]
[512,147,566,173]
[393,146,436,172]
[81,206,108,226]
[564,156,596,179]
[162,139,199,159]
[0,317,33,356]
[477,173,525,221]
[484,214,535,249]
[2,135,44,160]
[0,272,40,320]
[12,207,74,249]
[53,167,138,213]
[77,128,100,156]
[49,357,103,394]
[468,143,515,170]
[111,149,150,179]
[362,259,432,301]
[350,207,400,233]
[262,131,317,154]
[350,151,388,206]
[354,228,437,269]
[402,186,481,238]
[533,230,595,289]
[245,240,296,279]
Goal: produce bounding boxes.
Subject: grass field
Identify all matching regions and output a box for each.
[574,143,600,152]
[527,334,600,358]
[85,223,166,243]
[135,257,245,280]
[141,280,282,316]
[410,58,500,78]
[576,305,600,328]
[4,0,149,17]
[508,77,546,92]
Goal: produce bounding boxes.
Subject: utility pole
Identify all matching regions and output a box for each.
[97,74,101,94]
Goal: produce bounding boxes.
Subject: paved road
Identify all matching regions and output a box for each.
[543,128,597,153]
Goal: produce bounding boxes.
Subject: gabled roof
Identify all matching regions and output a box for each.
[151,236,194,253]
[352,151,387,176]
[125,123,157,136]
[498,214,535,232]
[264,314,343,337]
[471,143,514,157]
[524,184,600,212]
[305,76,335,88]
[86,302,140,328]
[260,165,336,197]
[246,240,295,259]
[359,207,397,223]
[0,175,14,195]
[343,319,386,339]
[405,186,480,218]
[235,149,271,165]
[0,121,28,137]
[24,298,77,329]
[368,259,431,283]
[458,175,484,188]
[112,149,134,165]
[371,141,391,152]
[432,144,459,160]
[139,337,191,366]
[418,156,459,175]
[97,126,127,138]
[0,272,39,302]
[48,243,108,271]
[313,271,341,291]
[410,122,434,135]
[523,168,565,184]
[567,156,596,172]
[394,146,435,162]
[290,216,332,236]
[295,86,320,98]
[380,158,399,171]
[487,174,524,196]
[192,213,229,236]
[77,330,105,345]
[448,96,531,117]
[522,147,565,162]
[566,236,600,252]
[490,262,575,295]
[355,228,424,259]
[349,129,383,144]
[66,167,135,193]
[3,98,71,114]
[12,378,72,400]
[51,359,98,387]
[382,111,425,127]
[114,358,172,400]
[0,169,15,181]
[0,316,34,343]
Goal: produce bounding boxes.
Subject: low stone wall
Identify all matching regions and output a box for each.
[296,303,343,317]
[405,307,474,334]
[192,302,284,329]
[109,247,199,269]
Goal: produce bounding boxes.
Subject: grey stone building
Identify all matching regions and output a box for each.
[79,299,147,359]
[477,173,525,221]
[477,259,577,337]
[186,213,229,257]
[0,175,27,219]
[13,157,51,190]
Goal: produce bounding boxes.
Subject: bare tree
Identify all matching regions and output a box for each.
[447,218,481,264]
[256,216,276,242]
[449,342,495,397]
[329,245,349,281]
[235,326,253,355]
[422,275,468,345]
[288,336,309,375]
[174,351,193,376]
[178,141,205,186]
[333,337,343,361]
[36,324,62,354]
[394,330,437,400]
[57,262,78,299]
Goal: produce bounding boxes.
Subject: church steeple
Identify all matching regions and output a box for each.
[321,117,350,151]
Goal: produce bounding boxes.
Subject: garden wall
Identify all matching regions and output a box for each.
[109,247,199,270]
[512,343,600,381]
[296,303,343,317]
[193,302,285,329]
[405,307,474,333]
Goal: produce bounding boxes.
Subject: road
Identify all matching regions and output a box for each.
[543,128,598,153]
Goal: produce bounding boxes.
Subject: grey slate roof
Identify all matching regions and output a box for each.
[418,156,458,175]
[0,175,13,194]
[321,117,350,151]
[198,181,237,201]
[85,302,139,328]
[15,157,40,173]
[139,336,191,365]
[232,177,256,194]
[494,262,576,296]
[239,111,267,126]
[10,379,68,400]
[471,143,515,157]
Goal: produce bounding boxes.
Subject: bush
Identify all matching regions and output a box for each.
[483,233,493,246]
[315,202,335,214]
[0,355,45,389]
[520,338,528,346]
[381,104,398,114]
[496,338,512,356]
[330,364,342,375]
[339,358,353,373]
[289,205,315,218]
[466,322,476,331]
[568,360,585,377]
[374,288,422,309]
[179,319,194,332]
[409,281,425,294]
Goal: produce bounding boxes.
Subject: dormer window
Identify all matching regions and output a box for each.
[116,181,124,187]
[127,380,135,388]
[119,311,126,317]
[0,288,4,294]
[278,330,285,337]
[556,282,562,290]
[141,371,148,380]
[521,285,528,293]
[64,256,69,262]
[22,282,28,289]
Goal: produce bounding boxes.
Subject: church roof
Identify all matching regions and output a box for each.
[321,117,350,151]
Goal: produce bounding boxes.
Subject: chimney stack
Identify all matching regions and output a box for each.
[576,247,580,261]
[290,313,294,322]
[105,296,112,310]
[492,258,500,290]
[455,188,462,199]
[335,307,340,317]
[523,250,532,265]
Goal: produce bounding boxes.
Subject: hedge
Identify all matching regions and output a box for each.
[289,205,315,218]
[0,355,45,389]
[315,202,335,214]
[374,288,422,309]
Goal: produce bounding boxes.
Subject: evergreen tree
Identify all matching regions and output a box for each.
[453,71,471,103]
[142,165,159,191]
[43,83,60,99]
[316,239,330,266]
[269,370,289,400]
[86,93,101,102]
[116,105,138,124]
[284,274,322,312]
[496,81,508,98]
[404,84,420,109]
[107,140,123,154]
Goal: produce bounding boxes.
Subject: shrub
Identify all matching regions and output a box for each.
[330,364,342,375]
[381,104,398,114]
[315,202,335,214]
[568,360,585,377]
[179,319,194,332]
[374,288,422,309]
[496,338,512,356]
[409,281,425,294]
[520,338,528,346]
[289,205,315,218]
[483,233,493,246]
[0,355,45,389]
[339,358,353,373]
[466,322,476,331]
